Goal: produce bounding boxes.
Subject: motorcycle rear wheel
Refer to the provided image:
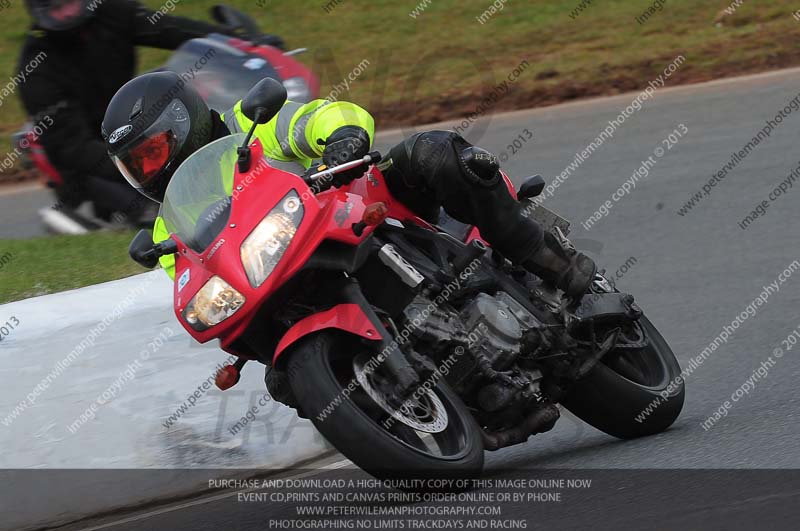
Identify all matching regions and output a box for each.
[560,315,685,439]
[286,331,484,482]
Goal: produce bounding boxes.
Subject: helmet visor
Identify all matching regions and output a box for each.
[111,99,191,192]
[29,0,90,31]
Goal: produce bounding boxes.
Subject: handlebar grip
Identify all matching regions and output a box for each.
[302,150,384,192]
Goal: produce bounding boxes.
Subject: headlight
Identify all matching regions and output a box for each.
[183,276,245,330]
[283,77,310,102]
[240,190,304,288]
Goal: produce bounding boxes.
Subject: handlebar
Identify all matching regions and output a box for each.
[303,151,383,191]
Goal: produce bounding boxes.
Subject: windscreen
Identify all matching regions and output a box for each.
[161,134,246,252]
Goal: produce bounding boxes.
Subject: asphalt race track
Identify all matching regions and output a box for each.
[18,68,800,530]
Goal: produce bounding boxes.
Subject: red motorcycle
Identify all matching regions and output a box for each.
[130,80,684,480]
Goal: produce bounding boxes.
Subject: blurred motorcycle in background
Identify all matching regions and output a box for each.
[12,5,319,235]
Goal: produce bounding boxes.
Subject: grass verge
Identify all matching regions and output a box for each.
[0,231,146,304]
[0,0,799,172]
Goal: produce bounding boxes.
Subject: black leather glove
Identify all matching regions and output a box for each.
[253,33,286,50]
[211,6,286,50]
[221,23,286,50]
[322,126,371,188]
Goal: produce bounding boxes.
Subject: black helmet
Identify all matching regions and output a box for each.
[25,0,93,31]
[103,72,213,203]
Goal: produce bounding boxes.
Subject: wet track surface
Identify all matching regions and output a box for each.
[0,183,54,239]
[21,68,800,529]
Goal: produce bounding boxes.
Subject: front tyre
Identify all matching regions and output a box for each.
[286,332,484,481]
[560,315,685,439]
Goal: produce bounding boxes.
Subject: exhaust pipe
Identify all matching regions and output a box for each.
[481,403,560,451]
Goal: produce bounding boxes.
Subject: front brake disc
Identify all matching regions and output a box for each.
[352,354,449,434]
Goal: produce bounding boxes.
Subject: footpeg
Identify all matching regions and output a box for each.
[570,292,641,333]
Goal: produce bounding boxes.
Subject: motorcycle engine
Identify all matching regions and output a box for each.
[403,291,545,426]
[461,293,528,370]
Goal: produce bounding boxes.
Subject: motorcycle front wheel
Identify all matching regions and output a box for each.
[286,331,484,482]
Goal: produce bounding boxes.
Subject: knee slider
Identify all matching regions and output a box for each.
[458,146,501,187]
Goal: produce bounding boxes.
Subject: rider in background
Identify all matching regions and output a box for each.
[18,0,283,232]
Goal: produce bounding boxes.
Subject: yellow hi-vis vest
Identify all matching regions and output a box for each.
[152,99,375,279]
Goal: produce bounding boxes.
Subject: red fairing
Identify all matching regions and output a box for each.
[27,134,62,187]
[172,139,319,350]
[346,168,438,231]
[500,170,518,199]
[273,304,382,364]
[226,38,320,100]
[169,139,488,364]
[171,140,389,352]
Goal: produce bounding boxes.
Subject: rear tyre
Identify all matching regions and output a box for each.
[561,315,685,439]
[286,332,484,481]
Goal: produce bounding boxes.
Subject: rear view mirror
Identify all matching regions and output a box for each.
[129,230,159,269]
[518,175,546,200]
[241,78,287,124]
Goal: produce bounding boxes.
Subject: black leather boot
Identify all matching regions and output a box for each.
[523,232,597,299]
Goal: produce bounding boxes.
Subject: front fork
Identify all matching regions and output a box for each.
[339,277,420,397]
